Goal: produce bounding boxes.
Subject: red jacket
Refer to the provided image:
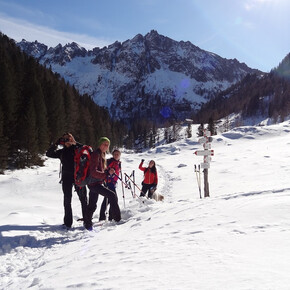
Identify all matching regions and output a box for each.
[139,161,158,185]
[89,149,107,184]
[106,158,121,185]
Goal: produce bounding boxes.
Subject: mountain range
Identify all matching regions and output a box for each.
[17,30,262,124]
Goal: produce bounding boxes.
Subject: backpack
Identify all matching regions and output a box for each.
[74,145,93,187]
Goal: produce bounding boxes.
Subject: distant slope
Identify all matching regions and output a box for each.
[194,57,290,126]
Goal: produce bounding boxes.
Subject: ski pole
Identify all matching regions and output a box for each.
[114,174,132,192]
[121,173,145,203]
[127,180,135,198]
[105,197,109,221]
[198,164,201,198]
[194,164,202,199]
[124,173,147,203]
[113,173,135,200]
[124,174,135,198]
[197,164,202,199]
[120,170,126,208]
[124,173,146,197]
[132,170,136,198]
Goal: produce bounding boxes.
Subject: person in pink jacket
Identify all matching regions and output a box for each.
[139,159,158,198]
[83,137,121,230]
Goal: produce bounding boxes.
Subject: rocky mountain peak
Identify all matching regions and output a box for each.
[17,31,262,123]
[18,39,48,59]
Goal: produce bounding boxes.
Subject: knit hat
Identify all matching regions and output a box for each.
[98,137,110,147]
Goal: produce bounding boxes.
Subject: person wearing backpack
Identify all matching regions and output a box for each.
[84,137,121,230]
[139,159,158,199]
[46,132,87,229]
[99,148,121,221]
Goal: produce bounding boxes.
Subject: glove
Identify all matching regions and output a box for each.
[55,138,61,145]
[108,167,115,176]
[141,159,144,162]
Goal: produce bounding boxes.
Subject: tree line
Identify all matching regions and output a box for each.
[192,69,290,127]
[0,33,127,173]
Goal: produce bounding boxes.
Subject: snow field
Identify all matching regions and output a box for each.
[1,122,290,289]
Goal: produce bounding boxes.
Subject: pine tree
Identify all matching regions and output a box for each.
[197,123,204,137]
[207,117,217,136]
[63,84,79,133]
[0,105,9,172]
[186,123,192,138]
[0,56,18,153]
[223,116,231,132]
[26,62,49,152]
[16,94,39,167]
[172,123,181,142]
[44,79,66,142]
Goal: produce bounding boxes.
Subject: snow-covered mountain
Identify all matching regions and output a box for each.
[17,30,262,122]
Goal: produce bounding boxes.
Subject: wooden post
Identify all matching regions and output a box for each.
[195,129,213,198]
[203,168,210,197]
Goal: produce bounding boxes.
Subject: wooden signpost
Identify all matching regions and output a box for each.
[194,129,213,197]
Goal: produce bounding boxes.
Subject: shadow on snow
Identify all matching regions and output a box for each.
[0,224,83,255]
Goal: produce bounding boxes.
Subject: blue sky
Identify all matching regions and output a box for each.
[0,0,289,72]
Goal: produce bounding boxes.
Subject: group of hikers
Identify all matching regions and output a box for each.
[46,132,158,231]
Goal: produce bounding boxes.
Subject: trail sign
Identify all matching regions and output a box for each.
[198,136,213,144]
[204,156,212,163]
[194,150,214,156]
[194,128,214,198]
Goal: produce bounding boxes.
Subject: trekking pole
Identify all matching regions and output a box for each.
[198,164,202,199]
[124,173,147,203]
[105,197,109,221]
[132,170,136,198]
[127,181,135,198]
[194,164,202,199]
[124,173,146,198]
[198,164,201,198]
[124,174,135,198]
[120,170,126,208]
[104,176,110,221]
[115,174,132,196]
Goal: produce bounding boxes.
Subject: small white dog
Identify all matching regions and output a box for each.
[152,191,164,202]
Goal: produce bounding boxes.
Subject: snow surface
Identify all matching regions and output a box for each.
[1,122,290,289]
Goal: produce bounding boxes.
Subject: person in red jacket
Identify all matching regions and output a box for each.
[139,159,158,199]
[83,137,121,230]
[99,148,121,221]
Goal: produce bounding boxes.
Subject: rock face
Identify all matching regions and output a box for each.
[18,30,261,123]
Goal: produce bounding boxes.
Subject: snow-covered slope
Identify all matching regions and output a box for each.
[1,122,290,289]
[17,30,261,122]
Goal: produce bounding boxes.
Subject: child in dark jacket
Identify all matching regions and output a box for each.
[139,159,158,199]
[99,148,121,221]
[46,133,87,229]
[83,137,121,230]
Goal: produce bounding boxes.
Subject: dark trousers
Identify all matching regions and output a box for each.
[140,183,154,198]
[85,184,121,227]
[62,177,87,227]
[99,184,118,221]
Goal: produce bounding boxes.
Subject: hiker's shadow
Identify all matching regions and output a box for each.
[0,224,81,255]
